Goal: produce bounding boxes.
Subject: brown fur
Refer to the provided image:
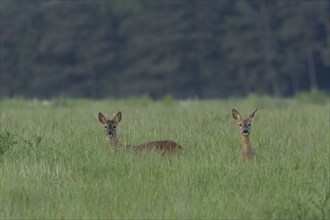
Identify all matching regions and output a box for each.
[98,111,182,155]
[232,109,258,160]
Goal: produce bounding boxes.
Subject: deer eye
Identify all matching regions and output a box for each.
[248,124,251,126]
[104,125,108,129]
[239,124,242,126]
[112,125,117,129]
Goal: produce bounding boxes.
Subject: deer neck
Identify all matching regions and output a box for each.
[107,135,125,149]
[241,135,252,154]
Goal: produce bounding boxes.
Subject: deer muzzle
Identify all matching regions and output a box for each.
[242,129,249,136]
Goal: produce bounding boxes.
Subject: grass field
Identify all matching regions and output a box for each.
[1,96,329,219]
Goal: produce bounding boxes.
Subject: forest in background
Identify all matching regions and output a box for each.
[1,0,329,99]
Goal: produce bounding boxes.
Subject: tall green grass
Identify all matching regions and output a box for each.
[1,97,329,219]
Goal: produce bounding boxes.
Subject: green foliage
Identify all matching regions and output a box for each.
[0,1,329,98]
[0,131,17,155]
[50,97,92,108]
[296,89,328,105]
[140,93,152,107]
[244,94,289,109]
[0,98,329,218]
[162,93,174,106]
[124,93,152,107]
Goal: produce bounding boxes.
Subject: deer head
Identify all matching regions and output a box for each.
[232,109,257,137]
[98,111,122,139]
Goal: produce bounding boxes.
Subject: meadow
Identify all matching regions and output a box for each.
[0,95,329,219]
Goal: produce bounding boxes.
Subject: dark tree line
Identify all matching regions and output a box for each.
[1,0,329,99]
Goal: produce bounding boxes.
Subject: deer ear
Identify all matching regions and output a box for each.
[232,109,241,121]
[113,111,122,123]
[249,109,258,120]
[98,112,108,125]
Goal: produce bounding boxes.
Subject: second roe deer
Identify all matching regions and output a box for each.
[98,111,182,154]
[232,108,258,160]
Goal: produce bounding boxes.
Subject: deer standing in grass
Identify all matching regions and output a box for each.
[232,109,258,160]
[98,111,182,154]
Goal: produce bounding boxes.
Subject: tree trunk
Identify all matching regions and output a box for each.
[85,57,97,98]
[305,41,318,90]
[192,0,205,98]
[298,2,318,90]
[164,43,173,96]
[259,1,280,96]
[291,73,299,95]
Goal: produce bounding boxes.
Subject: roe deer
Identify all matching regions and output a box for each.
[232,109,258,160]
[98,111,182,154]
